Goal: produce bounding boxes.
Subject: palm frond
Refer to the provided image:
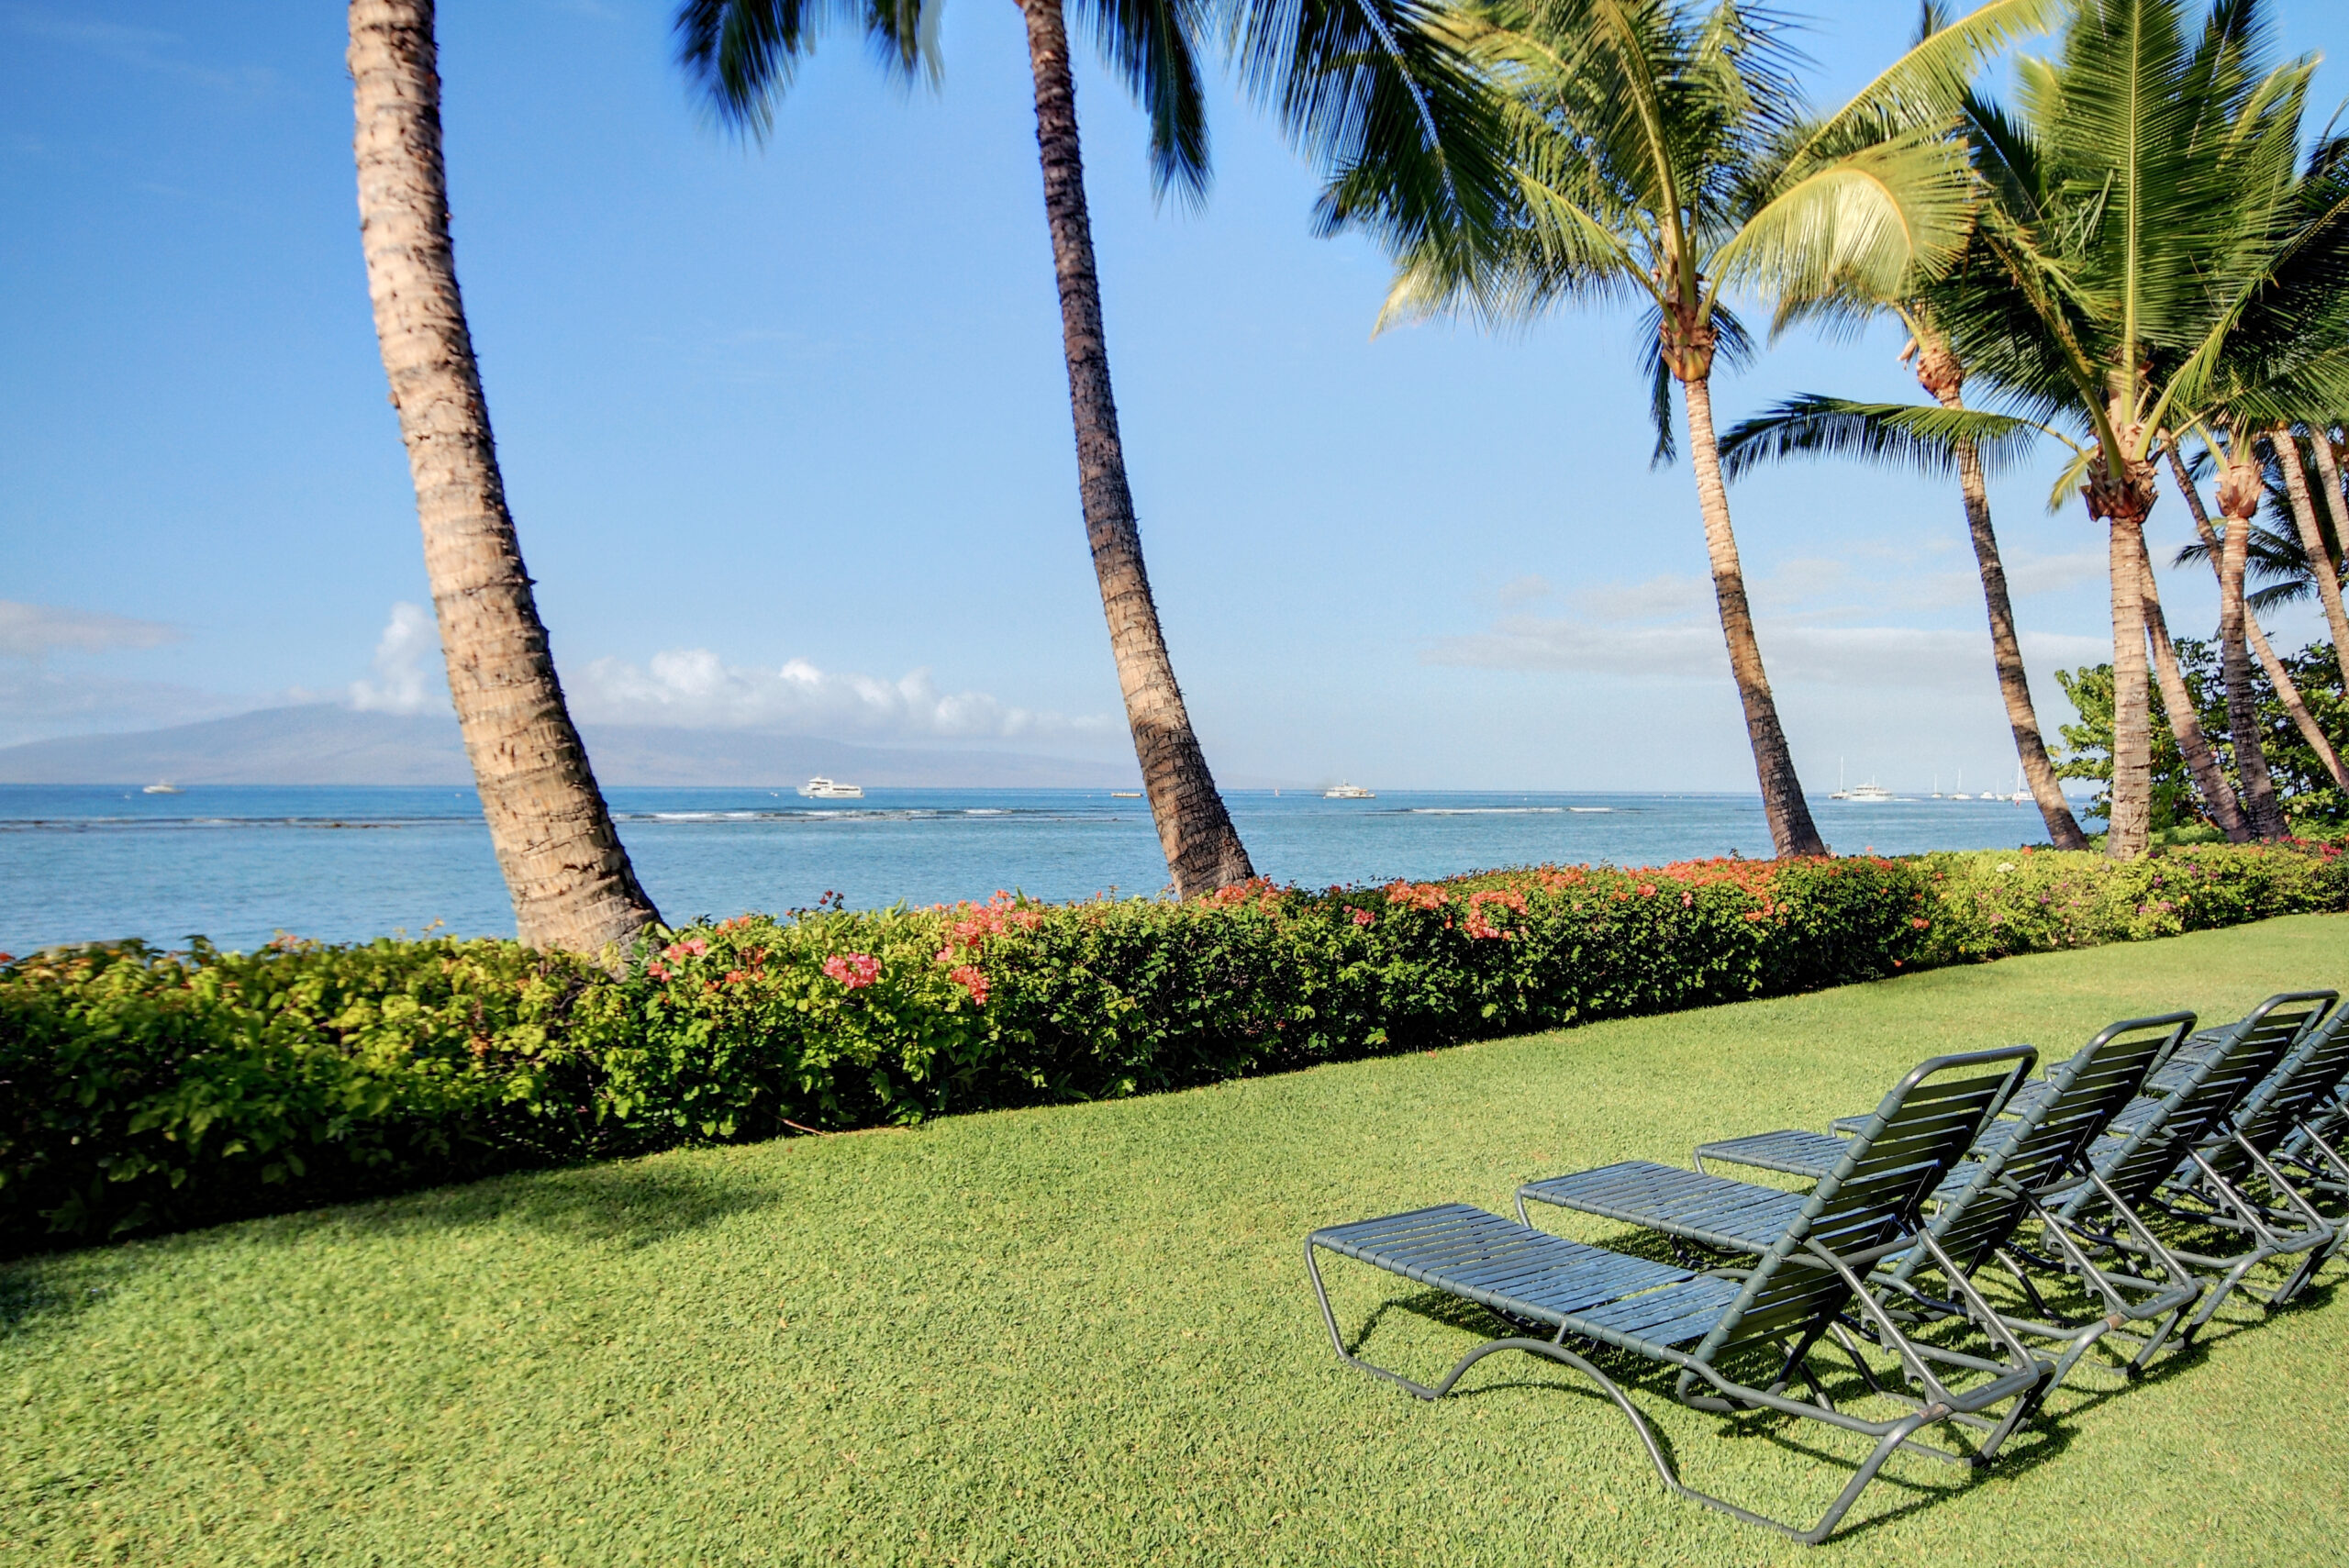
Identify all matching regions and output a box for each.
[1712,394,2038,482]
[674,0,930,132]
[1715,128,1976,303]
[1787,0,2072,162]
[1073,0,1214,204]
[1235,0,1516,251]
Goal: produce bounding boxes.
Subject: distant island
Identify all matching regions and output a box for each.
[0,705,1141,790]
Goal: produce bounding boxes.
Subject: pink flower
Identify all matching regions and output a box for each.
[1351,907,1376,926]
[949,963,989,1005]
[647,961,670,982]
[822,952,881,989]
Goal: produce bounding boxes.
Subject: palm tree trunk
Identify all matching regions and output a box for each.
[2272,428,2349,698]
[2310,427,2349,550]
[2124,524,2249,840]
[1680,370,1826,857]
[2170,441,2348,792]
[1017,0,1252,898]
[2103,511,2154,859]
[2212,450,2285,837]
[348,0,658,956]
[1916,356,2086,848]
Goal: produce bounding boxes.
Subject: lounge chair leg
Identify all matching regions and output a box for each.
[1310,1241,1949,1545]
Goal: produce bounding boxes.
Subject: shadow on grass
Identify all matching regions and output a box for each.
[0,1155,776,1341]
[343,1155,776,1252]
[1330,1284,2087,1545]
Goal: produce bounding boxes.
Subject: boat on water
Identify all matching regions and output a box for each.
[797,776,863,799]
[1831,782,1896,803]
[1109,791,1141,798]
[1949,793,1972,801]
[1323,783,1376,799]
[141,781,182,795]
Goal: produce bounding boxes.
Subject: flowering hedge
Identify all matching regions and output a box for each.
[6,843,2344,1251]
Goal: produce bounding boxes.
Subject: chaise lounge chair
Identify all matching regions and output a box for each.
[2130,1002,2349,1326]
[1306,1046,2045,1544]
[1519,1015,2190,1394]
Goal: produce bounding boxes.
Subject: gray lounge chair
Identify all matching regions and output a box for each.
[2135,1002,2349,1325]
[1306,1047,2045,1544]
[2012,991,2333,1364]
[1522,1015,2190,1394]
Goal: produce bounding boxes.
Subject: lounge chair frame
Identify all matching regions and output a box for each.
[1564,1014,2194,1394]
[1306,1047,2043,1544]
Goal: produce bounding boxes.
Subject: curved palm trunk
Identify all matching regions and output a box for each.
[2126,524,2249,840]
[2085,455,2155,859]
[1915,350,2086,848]
[1018,0,1252,898]
[1680,371,1826,858]
[2273,428,2349,697]
[2167,441,2348,793]
[2213,453,2287,836]
[349,0,658,955]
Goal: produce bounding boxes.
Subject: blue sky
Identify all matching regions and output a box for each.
[6,0,2347,791]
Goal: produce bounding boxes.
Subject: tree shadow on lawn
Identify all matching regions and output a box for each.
[0,1156,775,1341]
[337,1151,778,1252]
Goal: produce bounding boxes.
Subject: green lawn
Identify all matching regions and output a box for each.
[6,917,2347,1566]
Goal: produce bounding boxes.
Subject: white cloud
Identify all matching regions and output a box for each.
[1570,573,1713,622]
[1497,574,1554,607]
[350,602,444,716]
[1425,615,2108,688]
[0,600,179,659]
[2002,549,2108,597]
[568,649,1119,744]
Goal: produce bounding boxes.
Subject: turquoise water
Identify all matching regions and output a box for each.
[0,784,2080,953]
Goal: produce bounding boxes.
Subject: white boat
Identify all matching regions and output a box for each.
[797,776,863,799]
[1324,783,1376,799]
[1949,793,1972,801]
[1841,782,1896,804]
[1109,791,1141,798]
[141,781,182,795]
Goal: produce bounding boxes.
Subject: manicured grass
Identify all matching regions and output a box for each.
[6,917,2347,1565]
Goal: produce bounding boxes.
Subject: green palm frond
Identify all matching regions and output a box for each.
[1074,0,1215,202]
[1716,394,2054,482]
[1713,127,1976,305]
[675,0,933,132]
[1234,0,1516,251]
[1785,0,2072,161]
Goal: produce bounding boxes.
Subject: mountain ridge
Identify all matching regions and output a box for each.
[0,705,1142,789]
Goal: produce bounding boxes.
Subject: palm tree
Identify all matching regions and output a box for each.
[2165,439,2349,795]
[1719,267,2089,848]
[349,0,661,956]
[1356,0,2063,857]
[1891,0,2314,857]
[674,0,1507,895]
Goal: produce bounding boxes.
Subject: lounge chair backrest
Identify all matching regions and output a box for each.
[1696,1045,2035,1367]
[2094,992,2332,1207]
[2214,1002,2349,1163]
[1927,1013,2188,1273]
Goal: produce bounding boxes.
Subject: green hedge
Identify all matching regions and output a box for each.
[6,843,2345,1251]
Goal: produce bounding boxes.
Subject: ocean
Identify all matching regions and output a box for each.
[1,784,2082,954]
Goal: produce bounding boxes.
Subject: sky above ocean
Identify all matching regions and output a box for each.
[6,1,2348,793]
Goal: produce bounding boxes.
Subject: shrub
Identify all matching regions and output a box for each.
[1913,842,2349,961]
[5,842,2343,1251]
